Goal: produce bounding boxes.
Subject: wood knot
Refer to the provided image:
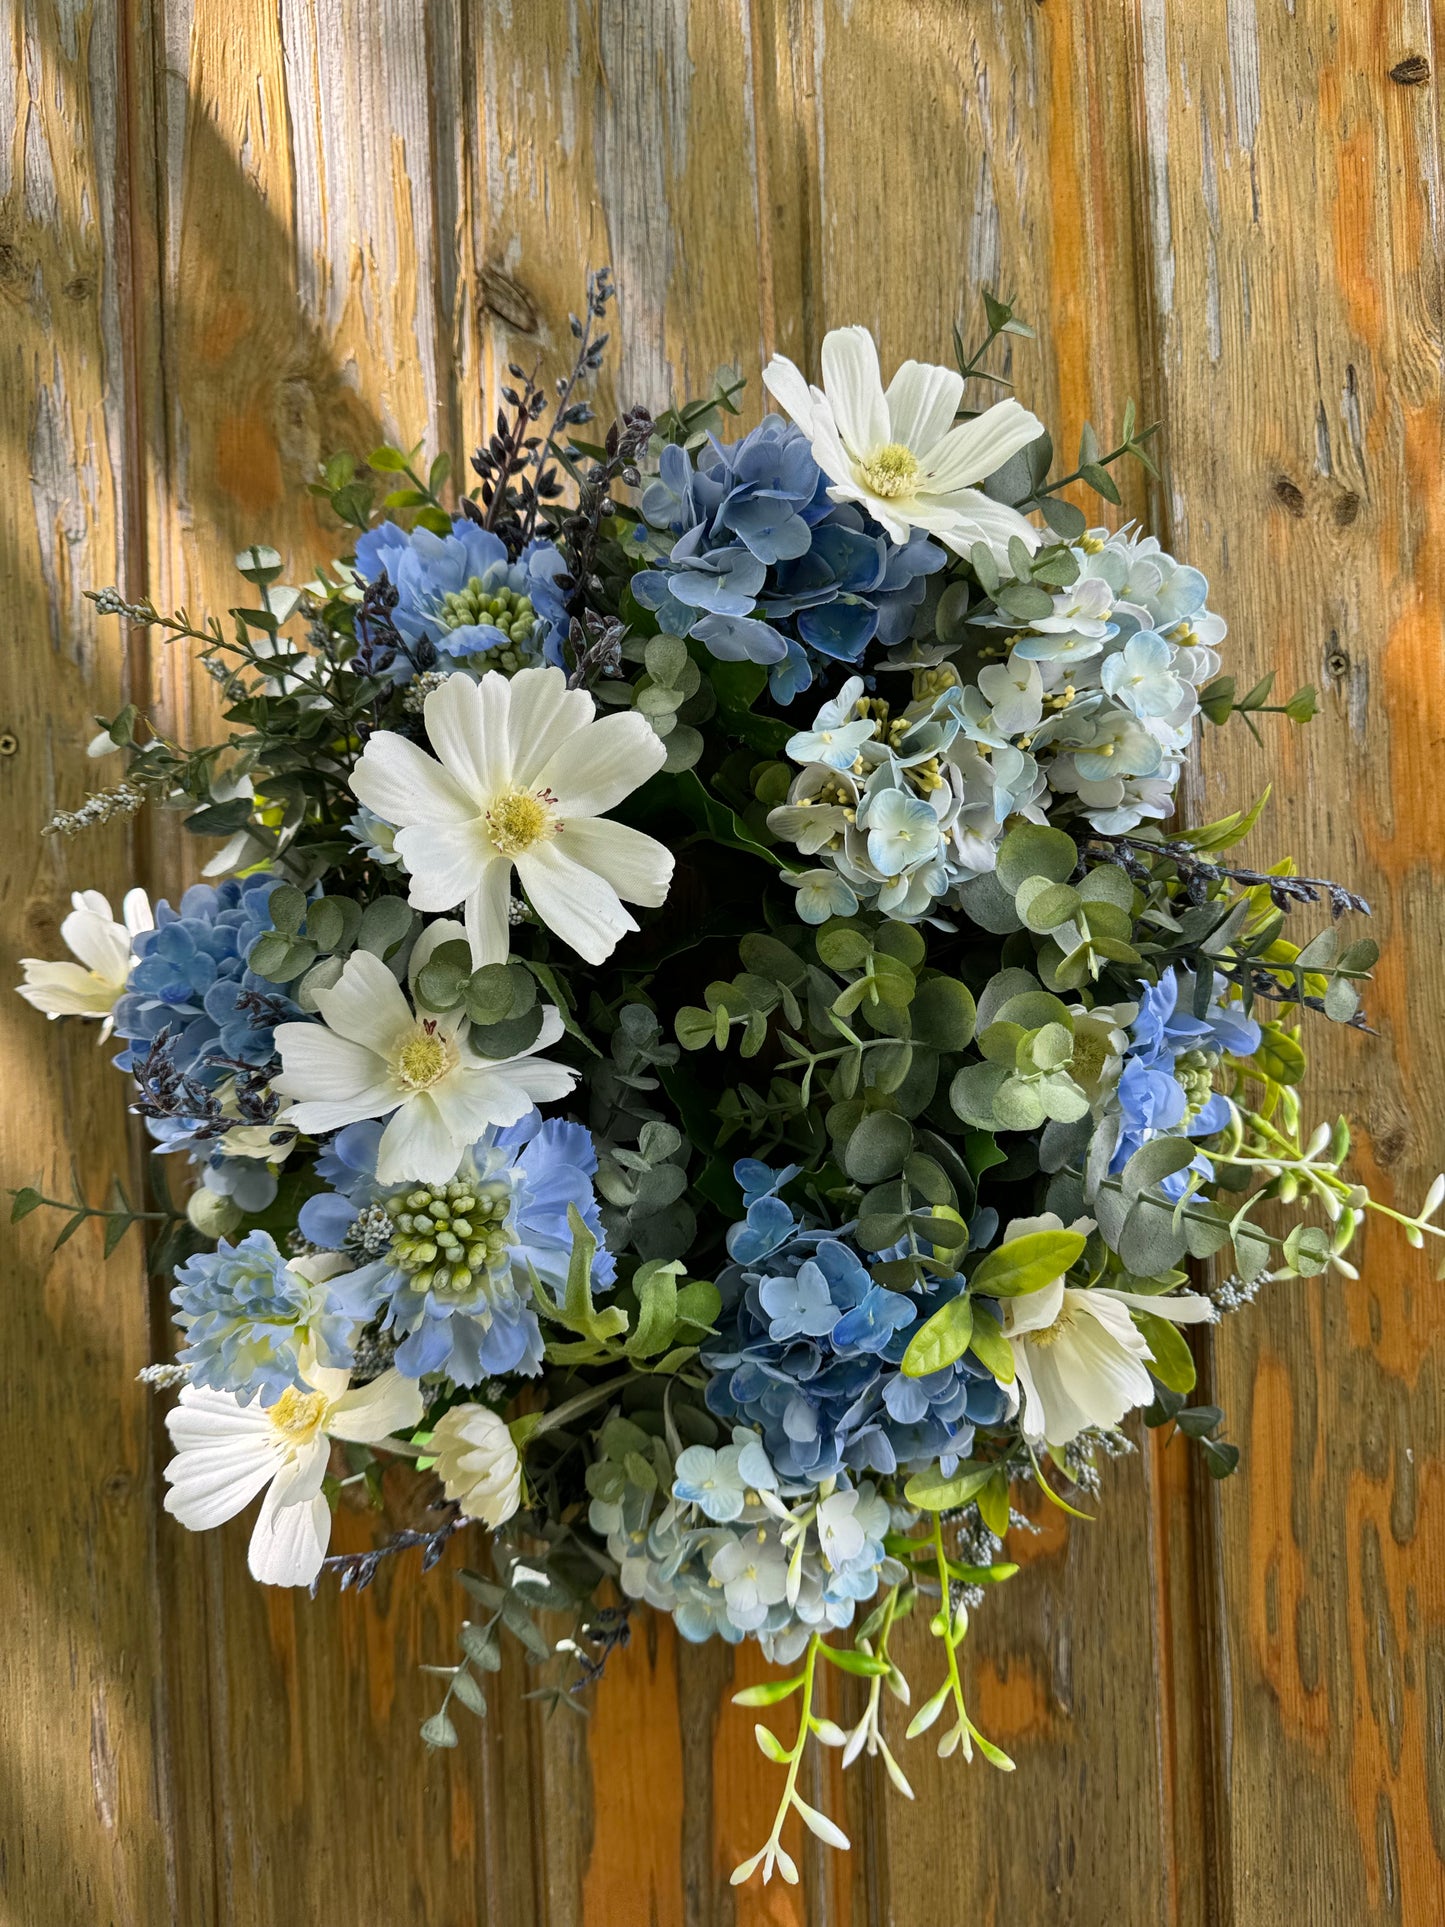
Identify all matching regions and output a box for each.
[63,274,96,302]
[1332,490,1362,527]
[1390,55,1430,85]
[480,266,539,334]
[1272,475,1307,517]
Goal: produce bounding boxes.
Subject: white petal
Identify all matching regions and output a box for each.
[464,856,515,968]
[886,359,964,453]
[350,729,476,828]
[164,1391,284,1530]
[761,352,817,434]
[328,1369,425,1443]
[1002,1278,1067,1337]
[312,950,416,1054]
[536,711,667,818]
[122,886,154,935]
[59,906,130,982]
[394,818,493,912]
[272,1024,391,1105]
[375,1093,464,1185]
[909,490,1042,560]
[505,665,599,789]
[919,399,1044,493]
[820,326,890,456]
[439,1057,577,1134]
[1101,1288,1214,1323]
[16,962,114,1018]
[802,407,859,496]
[515,840,637,964]
[248,1458,331,1586]
[555,815,674,907]
[422,671,510,801]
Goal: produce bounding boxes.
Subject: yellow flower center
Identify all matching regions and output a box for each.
[394,1021,453,1091]
[486,786,559,857]
[269,1386,330,1443]
[1028,1307,1077,1349]
[858,442,921,499]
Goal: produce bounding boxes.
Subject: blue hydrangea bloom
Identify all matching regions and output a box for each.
[354,517,568,677]
[172,1230,380,1405]
[703,1168,1007,1482]
[112,873,296,1210]
[630,417,944,701]
[296,1110,614,1385]
[1111,968,1262,1193]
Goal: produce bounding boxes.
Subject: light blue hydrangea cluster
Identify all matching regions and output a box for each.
[171,1230,378,1405]
[296,1110,614,1383]
[701,1163,1007,1481]
[1109,967,1261,1193]
[589,1422,908,1663]
[354,516,569,680]
[768,526,1228,921]
[966,524,1226,834]
[767,670,1013,923]
[628,416,944,702]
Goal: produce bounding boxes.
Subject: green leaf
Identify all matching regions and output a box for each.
[450,1669,487,1716]
[1133,1310,1197,1394]
[626,1258,683,1358]
[909,977,977,1051]
[421,1712,458,1748]
[732,1675,804,1707]
[368,444,410,472]
[1019,880,1082,932]
[970,1229,1086,1298]
[1039,496,1087,540]
[815,1644,891,1677]
[901,1295,975,1378]
[967,1315,1015,1383]
[903,1461,998,1512]
[994,581,1055,622]
[266,883,308,935]
[977,1465,1011,1539]
[843,1111,913,1184]
[9,1187,44,1223]
[1121,1136,1198,1199]
[995,824,1078,895]
[357,894,415,960]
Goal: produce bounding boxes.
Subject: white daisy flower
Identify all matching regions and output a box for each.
[994,1214,1213,1446]
[162,1366,423,1586]
[349,666,674,968]
[16,887,153,1041]
[272,924,575,1185]
[763,324,1045,561]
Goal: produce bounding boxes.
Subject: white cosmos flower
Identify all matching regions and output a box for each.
[163,1365,423,1586]
[996,1213,1214,1447]
[271,930,575,1185]
[429,1402,523,1528]
[349,666,673,968]
[763,324,1045,561]
[16,887,153,1042]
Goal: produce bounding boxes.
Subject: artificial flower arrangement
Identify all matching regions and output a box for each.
[17,273,1443,1886]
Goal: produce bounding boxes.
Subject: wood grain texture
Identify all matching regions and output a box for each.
[3,2,1443,1922]
[0,3,173,1922]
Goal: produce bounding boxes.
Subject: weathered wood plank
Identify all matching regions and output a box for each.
[0,1,177,1921]
[1141,1,1445,1919]
[129,6,517,1922]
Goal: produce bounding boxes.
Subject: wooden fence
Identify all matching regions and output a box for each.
[3,3,1443,1921]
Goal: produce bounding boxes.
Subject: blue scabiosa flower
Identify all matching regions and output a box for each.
[171,1232,382,1405]
[295,1110,614,1384]
[353,517,568,678]
[701,1166,1006,1482]
[630,416,943,701]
